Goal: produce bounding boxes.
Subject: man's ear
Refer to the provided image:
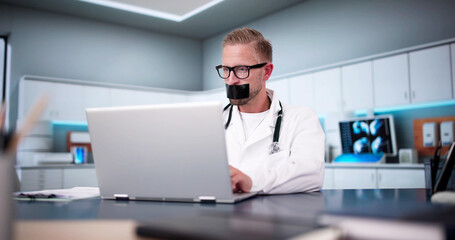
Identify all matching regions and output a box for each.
[263,63,274,81]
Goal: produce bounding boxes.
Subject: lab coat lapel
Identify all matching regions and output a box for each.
[244,89,280,149]
[243,114,274,148]
[228,106,246,146]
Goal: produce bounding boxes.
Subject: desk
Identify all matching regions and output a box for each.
[14,189,441,239]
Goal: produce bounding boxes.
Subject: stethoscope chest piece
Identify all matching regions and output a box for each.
[269,142,280,155]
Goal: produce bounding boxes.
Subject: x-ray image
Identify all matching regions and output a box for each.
[370,119,384,136]
[353,136,369,153]
[339,117,395,155]
[353,121,369,135]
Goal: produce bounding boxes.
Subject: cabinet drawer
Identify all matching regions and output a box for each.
[20,169,63,191]
[333,168,376,189]
[377,169,425,189]
[63,168,98,188]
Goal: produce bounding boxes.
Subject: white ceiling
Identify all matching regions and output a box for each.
[0,0,307,39]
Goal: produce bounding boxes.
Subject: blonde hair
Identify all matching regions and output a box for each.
[222,27,272,62]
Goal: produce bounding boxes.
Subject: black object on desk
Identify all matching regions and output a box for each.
[16,193,57,200]
[431,141,443,190]
[136,214,317,240]
[424,142,455,194]
[434,142,455,193]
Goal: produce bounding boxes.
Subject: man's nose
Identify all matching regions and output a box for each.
[225,71,240,85]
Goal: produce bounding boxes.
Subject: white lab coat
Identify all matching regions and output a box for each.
[223,89,325,194]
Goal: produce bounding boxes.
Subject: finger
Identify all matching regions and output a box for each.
[231,176,240,192]
[231,175,238,187]
[229,166,236,176]
[231,181,238,192]
[232,173,251,193]
[238,182,250,193]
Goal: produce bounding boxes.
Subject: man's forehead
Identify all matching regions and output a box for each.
[222,44,260,62]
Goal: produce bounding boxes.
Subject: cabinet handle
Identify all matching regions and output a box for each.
[378,173,381,182]
[412,91,415,100]
[404,92,407,100]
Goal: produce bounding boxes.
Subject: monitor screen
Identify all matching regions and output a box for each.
[339,115,397,156]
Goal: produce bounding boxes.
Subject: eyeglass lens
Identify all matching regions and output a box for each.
[219,66,249,79]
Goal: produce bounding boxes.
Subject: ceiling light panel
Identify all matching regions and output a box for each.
[78,0,223,22]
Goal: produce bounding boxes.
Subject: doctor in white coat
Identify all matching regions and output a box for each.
[217,27,325,194]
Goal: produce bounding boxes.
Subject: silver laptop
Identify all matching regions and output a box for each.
[86,102,257,204]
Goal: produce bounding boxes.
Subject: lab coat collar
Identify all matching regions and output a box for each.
[265,88,282,127]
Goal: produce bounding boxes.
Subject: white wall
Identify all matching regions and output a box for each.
[202,0,455,90]
[0,4,203,130]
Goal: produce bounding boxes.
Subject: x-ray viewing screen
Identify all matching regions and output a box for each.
[339,115,397,156]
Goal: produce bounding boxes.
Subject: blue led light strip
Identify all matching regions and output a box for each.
[51,120,88,127]
[374,99,455,113]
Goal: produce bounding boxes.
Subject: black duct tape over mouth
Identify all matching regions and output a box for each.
[226,84,249,99]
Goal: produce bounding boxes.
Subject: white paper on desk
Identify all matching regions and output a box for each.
[14,187,100,201]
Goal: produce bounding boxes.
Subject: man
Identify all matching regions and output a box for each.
[216,27,325,194]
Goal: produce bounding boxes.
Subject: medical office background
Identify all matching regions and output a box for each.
[1,0,455,191]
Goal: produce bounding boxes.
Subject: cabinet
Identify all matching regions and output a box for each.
[169,93,189,104]
[19,166,98,191]
[82,85,111,111]
[267,78,290,103]
[188,92,209,103]
[110,88,153,107]
[19,40,455,124]
[323,164,425,189]
[332,168,376,189]
[376,169,425,189]
[341,62,374,112]
[288,74,314,109]
[322,168,334,189]
[19,78,194,122]
[63,168,98,188]
[314,68,342,114]
[188,90,226,104]
[373,54,410,107]
[19,80,84,121]
[204,90,227,104]
[409,45,452,103]
[20,169,63,191]
[150,92,181,105]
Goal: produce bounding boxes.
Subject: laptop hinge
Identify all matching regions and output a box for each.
[198,196,216,203]
[114,194,129,200]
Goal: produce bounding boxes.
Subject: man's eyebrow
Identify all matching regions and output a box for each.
[222,64,250,68]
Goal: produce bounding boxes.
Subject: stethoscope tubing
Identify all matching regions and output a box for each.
[223,101,283,147]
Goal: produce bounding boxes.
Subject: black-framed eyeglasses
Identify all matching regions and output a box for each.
[215,63,267,79]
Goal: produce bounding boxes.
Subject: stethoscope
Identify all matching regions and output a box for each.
[223,101,283,155]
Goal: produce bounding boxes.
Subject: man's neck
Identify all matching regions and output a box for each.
[238,90,271,113]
